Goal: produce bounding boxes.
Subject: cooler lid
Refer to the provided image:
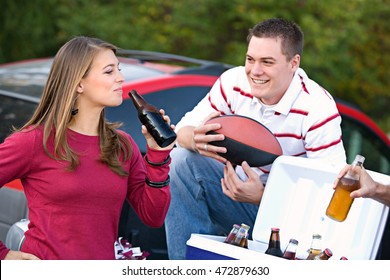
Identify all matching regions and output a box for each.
[252,156,389,260]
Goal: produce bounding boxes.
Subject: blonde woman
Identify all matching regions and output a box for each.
[0,36,174,260]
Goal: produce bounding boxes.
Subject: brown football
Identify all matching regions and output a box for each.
[205,115,282,166]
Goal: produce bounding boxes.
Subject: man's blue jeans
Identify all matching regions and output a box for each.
[165,147,259,259]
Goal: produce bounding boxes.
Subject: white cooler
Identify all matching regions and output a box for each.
[186,156,390,260]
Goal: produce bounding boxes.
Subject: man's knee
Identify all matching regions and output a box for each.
[170,147,199,172]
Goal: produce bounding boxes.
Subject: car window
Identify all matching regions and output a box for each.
[0,59,165,99]
[105,86,210,154]
[0,60,50,98]
[119,62,165,81]
[341,116,390,174]
[0,96,37,142]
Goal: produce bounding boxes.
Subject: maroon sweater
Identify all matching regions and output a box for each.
[0,127,171,259]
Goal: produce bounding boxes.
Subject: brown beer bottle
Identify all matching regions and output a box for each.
[128,89,177,147]
[224,224,240,244]
[326,155,365,222]
[232,223,250,249]
[306,234,322,260]
[282,238,299,260]
[313,248,333,260]
[264,228,283,257]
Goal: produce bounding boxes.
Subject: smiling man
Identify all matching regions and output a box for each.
[165,18,346,260]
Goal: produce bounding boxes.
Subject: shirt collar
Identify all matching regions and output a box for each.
[272,68,307,115]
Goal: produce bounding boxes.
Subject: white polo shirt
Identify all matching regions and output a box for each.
[176,66,346,182]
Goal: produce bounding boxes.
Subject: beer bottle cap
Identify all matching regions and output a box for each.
[289,239,299,245]
[324,248,333,257]
[271,227,280,232]
[241,223,250,230]
[355,155,365,163]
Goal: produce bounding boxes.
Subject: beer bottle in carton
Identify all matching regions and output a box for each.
[313,248,333,260]
[326,155,365,222]
[224,224,240,244]
[264,228,283,257]
[282,238,299,260]
[232,223,250,249]
[306,234,322,260]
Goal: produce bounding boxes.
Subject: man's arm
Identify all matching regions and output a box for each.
[176,112,227,163]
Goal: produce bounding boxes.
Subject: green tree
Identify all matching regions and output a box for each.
[0,0,60,62]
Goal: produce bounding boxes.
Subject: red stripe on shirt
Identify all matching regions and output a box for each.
[320,86,332,99]
[306,136,342,152]
[220,79,229,105]
[233,86,253,98]
[290,108,309,116]
[274,133,303,140]
[208,94,226,115]
[216,79,233,114]
[299,75,309,94]
[258,167,270,173]
[207,79,227,115]
[208,93,217,110]
[308,113,340,132]
[292,152,306,157]
[299,75,332,100]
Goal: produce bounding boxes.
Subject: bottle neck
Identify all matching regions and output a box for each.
[347,154,365,178]
[346,161,364,180]
[286,245,297,253]
[129,90,145,108]
[351,159,364,169]
[129,90,157,111]
[309,236,322,253]
[269,234,281,248]
[287,242,298,251]
[270,232,279,239]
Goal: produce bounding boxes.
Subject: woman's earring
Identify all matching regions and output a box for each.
[71,108,79,116]
[71,94,79,116]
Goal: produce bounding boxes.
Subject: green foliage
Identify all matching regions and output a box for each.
[0,0,60,62]
[0,0,389,132]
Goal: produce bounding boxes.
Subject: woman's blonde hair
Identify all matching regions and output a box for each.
[20,36,132,176]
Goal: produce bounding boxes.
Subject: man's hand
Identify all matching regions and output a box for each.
[221,161,264,204]
[334,164,390,207]
[350,166,379,200]
[187,111,228,163]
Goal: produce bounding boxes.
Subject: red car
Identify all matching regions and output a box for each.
[1,50,389,259]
